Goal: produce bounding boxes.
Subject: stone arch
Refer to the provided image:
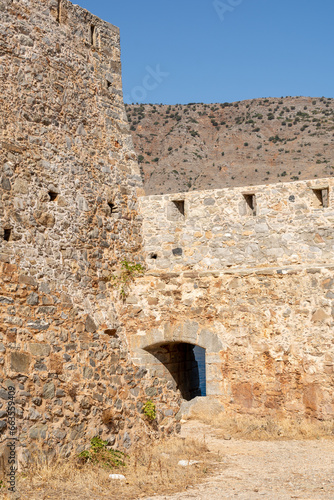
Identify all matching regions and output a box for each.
[128,321,224,398]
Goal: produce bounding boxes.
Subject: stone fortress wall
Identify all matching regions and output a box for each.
[1,0,334,471]
[126,178,334,419]
[0,0,180,465]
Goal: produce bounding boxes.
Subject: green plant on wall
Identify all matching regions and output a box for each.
[143,400,156,421]
[109,260,145,299]
[78,436,126,469]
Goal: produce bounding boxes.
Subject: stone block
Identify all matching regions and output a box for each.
[206,381,223,396]
[53,429,67,441]
[85,315,97,333]
[206,352,221,364]
[177,396,224,420]
[123,431,132,449]
[26,292,39,305]
[28,344,51,357]
[10,352,31,373]
[198,329,222,353]
[145,387,157,397]
[182,321,199,343]
[312,308,330,323]
[83,366,94,379]
[27,321,49,331]
[203,198,215,206]
[206,364,222,381]
[29,425,47,440]
[42,382,55,399]
[0,296,14,305]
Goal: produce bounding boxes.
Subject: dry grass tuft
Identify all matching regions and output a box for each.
[199,412,334,441]
[13,436,220,500]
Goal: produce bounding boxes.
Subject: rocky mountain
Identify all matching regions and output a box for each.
[125,96,334,195]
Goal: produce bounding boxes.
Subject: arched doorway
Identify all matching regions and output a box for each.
[145,342,206,401]
[128,321,224,398]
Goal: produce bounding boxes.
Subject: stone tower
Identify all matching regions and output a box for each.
[0,0,180,464]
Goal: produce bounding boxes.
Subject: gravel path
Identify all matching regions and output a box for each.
[148,421,334,500]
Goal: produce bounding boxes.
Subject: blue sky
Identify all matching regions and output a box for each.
[77,0,334,104]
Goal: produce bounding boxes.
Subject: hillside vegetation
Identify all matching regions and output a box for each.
[125,96,334,195]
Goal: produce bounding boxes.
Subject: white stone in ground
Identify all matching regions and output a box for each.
[109,474,126,480]
[178,460,200,466]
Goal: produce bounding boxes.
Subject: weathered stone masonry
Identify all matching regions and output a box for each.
[128,179,334,419]
[1,0,334,473]
[0,0,180,464]
[140,178,334,271]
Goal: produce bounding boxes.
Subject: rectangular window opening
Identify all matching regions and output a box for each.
[108,202,118,215]
[243,194,257,216]
[48,191,58,202]
[4,229,11,242]
[312,188,329,208]
[172,200,185,216]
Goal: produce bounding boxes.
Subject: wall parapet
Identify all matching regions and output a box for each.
[140,177,334,272]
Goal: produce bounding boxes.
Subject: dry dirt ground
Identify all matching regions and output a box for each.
[149,420,334,500]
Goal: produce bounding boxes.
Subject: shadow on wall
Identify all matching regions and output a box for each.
[145,342,206,401]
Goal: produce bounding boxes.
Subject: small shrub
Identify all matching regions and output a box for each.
[143,400,156,421]
[109,260,145,299]
[79,437,126,469]
[269,135,283,143]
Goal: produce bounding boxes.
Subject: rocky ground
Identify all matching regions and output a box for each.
[149,420,334,500]
[126,96,334,195]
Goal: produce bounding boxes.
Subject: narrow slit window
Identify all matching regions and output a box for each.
[90,25,97,47]
[243,194,256,216]
[312,188,329,208]
[4,229,11,242]
[56,0,61,23]
[106,80,112,89]
[48,191,58,202]
[172,200,185,216]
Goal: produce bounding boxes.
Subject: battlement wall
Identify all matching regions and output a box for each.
[140,177,334,272]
